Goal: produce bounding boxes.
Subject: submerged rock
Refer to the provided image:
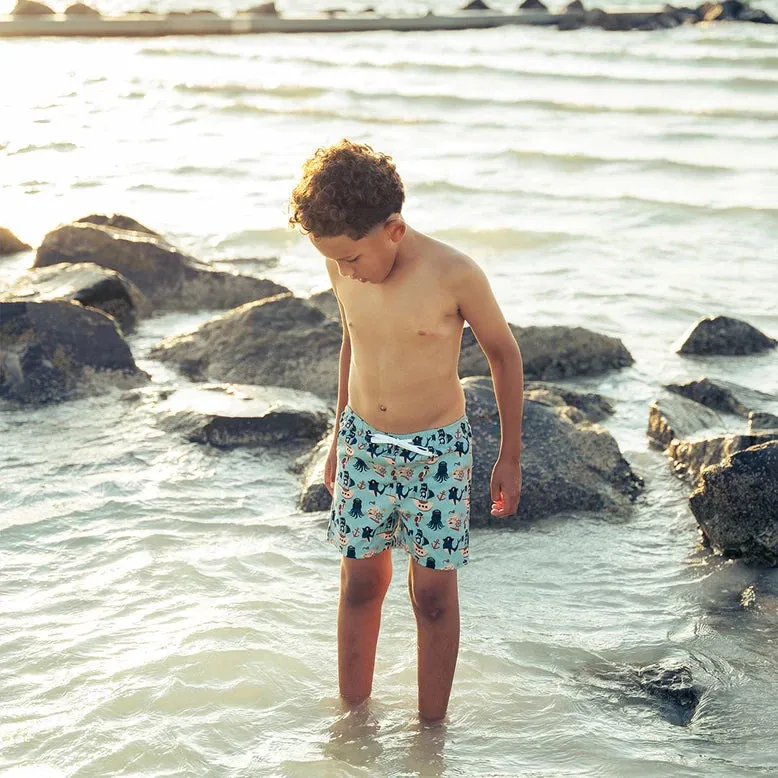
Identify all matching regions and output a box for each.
[35,222,286,314]
[0,227,31,256]
[0,300,146,404]
[1,262,149,334]
[666,377,778,419]
[633,663,702,727]
[155,384,331,448]
[460,324,633,381]
[675,315,777,356]
[151,294,343,398]
[524,381,614,422]
[647,394,723,449]
[690,441,778,565]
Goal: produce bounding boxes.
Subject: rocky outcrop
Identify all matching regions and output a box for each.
[750,411,778,431]
[669,431,778,481]
[299,377,642,523]
[297,436,335,512]
[524,381,614,422]
[0,262,149,334]
[0,227,31,256]
[675,316,777,356]
[150,294,343,397]
[11,0,54,15]
[307,288,340,320]
[690,441,778,565]
[240,1,278,14]
[0,300,147,404]
[64,3,100,15]
[519,0,548,9]
[647,394,723,449]
[460,324,633,381]
[35,222,287,314]
[154,383,331,448]
[74,213,160,237]
[666,378,778,419]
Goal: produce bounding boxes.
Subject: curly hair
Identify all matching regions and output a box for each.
[289,140,405,239]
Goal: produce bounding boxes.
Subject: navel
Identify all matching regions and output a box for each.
[379,404,387,412]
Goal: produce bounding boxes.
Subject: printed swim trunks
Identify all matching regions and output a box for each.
[326,405,473,570]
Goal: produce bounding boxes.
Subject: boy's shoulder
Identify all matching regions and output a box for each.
[422,233,482,282]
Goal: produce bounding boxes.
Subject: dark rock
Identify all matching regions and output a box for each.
[307,288,340,320]
[155,384,331,449]
[565,0,585,9]
[151,294,343,398]
[74,213,161,237]
[460,0,491,9]
[665,4,700,21]
[1,262,149,334]
[600,12,634,28]
[690,441,778,565]
[703,0,745,19]
[655,10,682,25]
[666,378,778,419]
[636,19,662,28]
[64,3,100,15]
[633,663,702,726]
[0,300,146,404]
[11,0,54,15]
[519,0,548,9]
[0,227,31,256]
[583,7,609,25]
[647,394,723,448]
[695,0,713,17]
[460,324,633,381]
[298,436,335,512]
[669,431,778,482]
[676,316,776,356]
[35,222,287,314]
[737,6,776,21]
[557,12,584,27]
[524,381,614,422]
[750,411,778,431]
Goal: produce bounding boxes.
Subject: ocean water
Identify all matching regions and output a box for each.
[1,4,778,776]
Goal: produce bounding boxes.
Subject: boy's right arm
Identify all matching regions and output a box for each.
[324,262,350,494]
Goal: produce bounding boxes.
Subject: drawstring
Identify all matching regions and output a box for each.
[371,433,434,457]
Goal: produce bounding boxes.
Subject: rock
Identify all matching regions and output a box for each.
[35,222,287,314]
[151,294,343,397]
[241,1,277,13]
[565,0,585,9]
[11,0,54,15]
[524,381,614,422]
[690,441,778,565]
[655,10,682,25]
[0,300,146,405]
[460,325,633,381]
[583,7,609,25]
[600,12,634,28]
[647,395,723,448]
[155,383,331,449]
[738,7,776,22]
[669,431,778,482]
[0,262,149,334]
[666,378,778,419]
[307,288,340,320]
[519,0,548,9]
[298,436,335,512]
[750,411,778,431]
[64,3,100,15]
[665,4,701,21]
[460,0,491,8]
[633,663,702,727]
[703,0,745,19]
[463,377,641,524]
[675,316,776,357]
[75,213,162,238]
[557,13,584,28]
[0,227,31,256]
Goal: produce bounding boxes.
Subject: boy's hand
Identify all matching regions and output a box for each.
[490,458,522,518]
[323,442,337,495]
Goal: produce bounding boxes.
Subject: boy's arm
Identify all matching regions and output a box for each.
[454,259,524,518]
[327,260,351,435]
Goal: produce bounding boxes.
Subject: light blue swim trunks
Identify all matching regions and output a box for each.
[327,405,473,570]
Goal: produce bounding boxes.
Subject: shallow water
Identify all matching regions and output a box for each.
[2,3,778,776]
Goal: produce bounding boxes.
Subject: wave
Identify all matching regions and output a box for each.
[9,142,77,156]
[171,165,249,178]
[140,46,243,59]
[128,183,190,193]
[428,227,575,250]
[175,82,326,99]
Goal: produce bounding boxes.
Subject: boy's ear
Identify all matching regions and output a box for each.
[385,216,406,243]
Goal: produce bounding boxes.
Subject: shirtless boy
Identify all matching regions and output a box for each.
[289,140,524,723]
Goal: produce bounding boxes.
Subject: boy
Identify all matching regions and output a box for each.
[289,140,523,723]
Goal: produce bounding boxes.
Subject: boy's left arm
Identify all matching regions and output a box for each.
[454,260,524,518]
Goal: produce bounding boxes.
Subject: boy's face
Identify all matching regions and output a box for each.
[311,217,406,284]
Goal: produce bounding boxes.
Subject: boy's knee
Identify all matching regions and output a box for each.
[410,584,454,622]
[341,563,391,607]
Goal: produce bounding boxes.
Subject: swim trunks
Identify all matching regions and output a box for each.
[326,405,472,570]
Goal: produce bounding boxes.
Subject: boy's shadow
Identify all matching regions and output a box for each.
[322,700,384,769]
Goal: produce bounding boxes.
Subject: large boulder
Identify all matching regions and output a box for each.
[0,262,149,334]
[0,227,31,256]
[689,441,778,565]
[460,325,633,381]
[299,377,642,524]
[524,381,614,422]
[0,300,147,404]
[35,222,287,314]
[11,0,54,14]
[666,378,778,419]
[647,394,723,449]
[669,431,778,482]
[675,316,776,356]
[154,384,331,449]
[150,294,343,397]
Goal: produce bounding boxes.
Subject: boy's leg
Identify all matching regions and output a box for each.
[338,549,393,706]
[407,559,460,723]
